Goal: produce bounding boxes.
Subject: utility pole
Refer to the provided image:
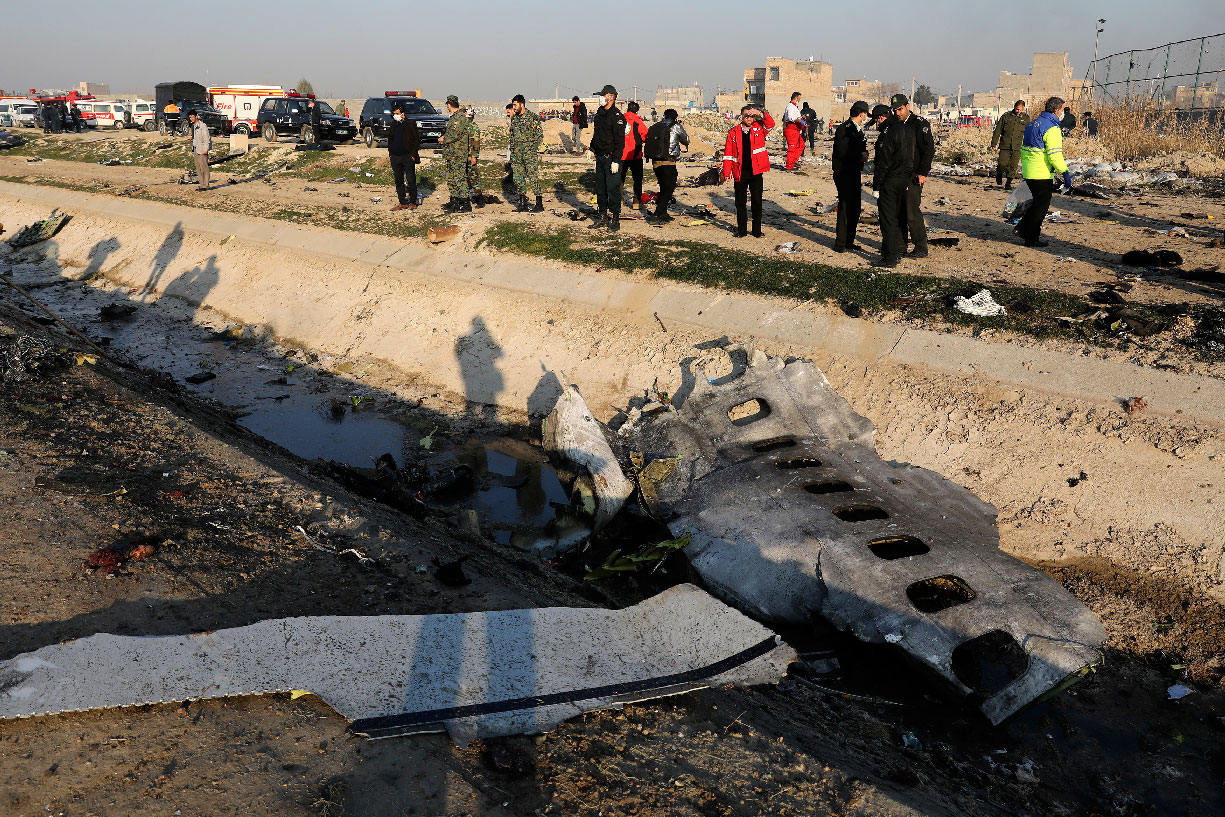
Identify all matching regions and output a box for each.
[911,76,915,103]
[555,82,559,101]
[633,85,638,104]
[957,84,962,110]
[1090,18,1106,104]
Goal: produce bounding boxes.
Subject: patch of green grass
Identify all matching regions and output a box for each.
[479,222,1168,344]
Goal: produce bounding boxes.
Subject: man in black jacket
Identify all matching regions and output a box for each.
[306,98,321,143]
[570,96,588,155]
[891,94,934,258]
[387,104,420,211]
[588,84,627,232]
[831,101,874,252]
[871,101,917,268]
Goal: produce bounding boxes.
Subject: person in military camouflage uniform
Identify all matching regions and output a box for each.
[508,94,545,212]
[441,95,479,213]
[990,100,1029,189]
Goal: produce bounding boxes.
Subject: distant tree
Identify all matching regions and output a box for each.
[878,82,901,103]
[295,78,315,96]
[913,84,937,106]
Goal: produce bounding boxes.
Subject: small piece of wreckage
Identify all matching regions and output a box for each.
[0,585,793,744]
[623,346,1106,724]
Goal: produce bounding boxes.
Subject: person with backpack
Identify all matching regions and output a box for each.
[621,101,649,210]
[721,105,775,237]
[644,108,689,224]
[800,102,817,154]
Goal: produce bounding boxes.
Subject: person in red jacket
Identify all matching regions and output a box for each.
[621,101,649,209]
[721,105,775,237]
[782,91,805,169]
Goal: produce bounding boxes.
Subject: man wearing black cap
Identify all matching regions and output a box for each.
[588,84,627,232]
[871,101,914,267]
[831,101,874,253]
[892,93,934,258]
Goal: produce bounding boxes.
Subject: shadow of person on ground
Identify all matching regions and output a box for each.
[161,254,220,319]
[456,316,504,426]
[139,221,184,299]
[82,237,120,280]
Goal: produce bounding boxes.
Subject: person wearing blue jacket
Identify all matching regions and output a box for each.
[1017,96,1072,248]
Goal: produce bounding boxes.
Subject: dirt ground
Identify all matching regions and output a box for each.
[2,125,1225,816]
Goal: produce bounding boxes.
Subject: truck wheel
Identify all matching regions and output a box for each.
[113,120,124,130]
[363,127,375,148]
[262,123,277,142]
[234,124,250,136]
[300,125,315,144]
[144,120,156,132]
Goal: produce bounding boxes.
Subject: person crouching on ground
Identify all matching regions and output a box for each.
[388,103,420,211]
[621,100,648,209]
[831,101,874,253]
[187,110,211,191]
[1017,95,1072,248]
[588,84,627,232]
[645,108,689,225]
[721,105,774,237]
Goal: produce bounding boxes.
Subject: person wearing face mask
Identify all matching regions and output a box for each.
[588,84,627,232]
[831,101,874,253]
[871,100,914,268]
[620,100,648,210]
[721,105,775,238]
[387,104,420,212]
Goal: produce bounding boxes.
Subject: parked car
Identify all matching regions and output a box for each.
[14,104,40,128]
[358,92,448,148]
[74,101,128,130]
[155,81,229,136]
[256,94,354,143]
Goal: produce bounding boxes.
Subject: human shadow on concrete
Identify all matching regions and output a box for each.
[139,220,184,299]
[456,316,505,426]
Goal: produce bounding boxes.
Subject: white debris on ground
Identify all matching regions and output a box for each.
[953,289,1007,317]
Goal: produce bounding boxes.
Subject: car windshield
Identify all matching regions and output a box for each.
[17,106,36,114]
[382,97,436,115]
[315,101,337,115]
[184,102,219,114]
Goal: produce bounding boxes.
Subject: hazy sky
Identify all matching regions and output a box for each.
[2,0,1220,101]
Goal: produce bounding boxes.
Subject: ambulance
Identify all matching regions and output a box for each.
[74,100,129,130]
[208,86,285,135]
[0,97,39,128]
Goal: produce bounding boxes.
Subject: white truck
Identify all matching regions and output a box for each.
[208,86,285,135]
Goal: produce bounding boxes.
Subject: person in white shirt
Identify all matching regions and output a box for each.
[782,91,805,170]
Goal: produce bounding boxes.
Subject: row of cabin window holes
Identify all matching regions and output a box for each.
[748,430,977,616]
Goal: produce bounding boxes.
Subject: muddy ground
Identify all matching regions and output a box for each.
[1,127,1224,816]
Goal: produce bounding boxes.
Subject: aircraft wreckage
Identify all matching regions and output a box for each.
[617,346,1106,724]
[0,347,1103,736]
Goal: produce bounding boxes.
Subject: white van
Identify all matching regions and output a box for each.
[127,99,156,130]
[0,98,38,128]
[76,101,128,130]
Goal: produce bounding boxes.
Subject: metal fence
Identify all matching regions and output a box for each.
[1080,32,1225,111]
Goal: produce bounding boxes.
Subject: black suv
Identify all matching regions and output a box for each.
[256,96,355,144]
[359,95,448,149]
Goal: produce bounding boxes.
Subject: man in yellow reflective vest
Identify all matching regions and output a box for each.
[1016,96,1072,248]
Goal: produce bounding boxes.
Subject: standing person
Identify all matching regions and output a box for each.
[587,84,627,232]
[721,105,775,238]
[782,91,805,169]
[870,101,915,267]
[1083,111,1098,137]
[465,113,483,207]
[70,102,84,133]
[387,103,420,212]
[339,100,348,119]
[645,107,688,224]
[441,95,477,213]
[305,97,321,143]
[989,100,1029,190]
[1017,96,1071,248]
[187,110,211,191]
[620,100,648,209]
[508,94,545,212]
[891,93,933,258]
[650,107,658,122]
[831,101,875,253]
[570,96,588,155]
[1060,106,1076,136]
[800,101,817,154]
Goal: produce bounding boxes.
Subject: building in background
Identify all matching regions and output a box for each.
[731,58,834,120]
[78,82,111,97]
[653,86,704,110]
[971,53,1076,110]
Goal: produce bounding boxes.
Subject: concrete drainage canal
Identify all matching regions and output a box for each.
[2,241,1106,729]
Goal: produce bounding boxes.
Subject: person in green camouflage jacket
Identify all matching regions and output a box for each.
[990,100,1030,190]
[508,94,545,212]
[442,95,479,212]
